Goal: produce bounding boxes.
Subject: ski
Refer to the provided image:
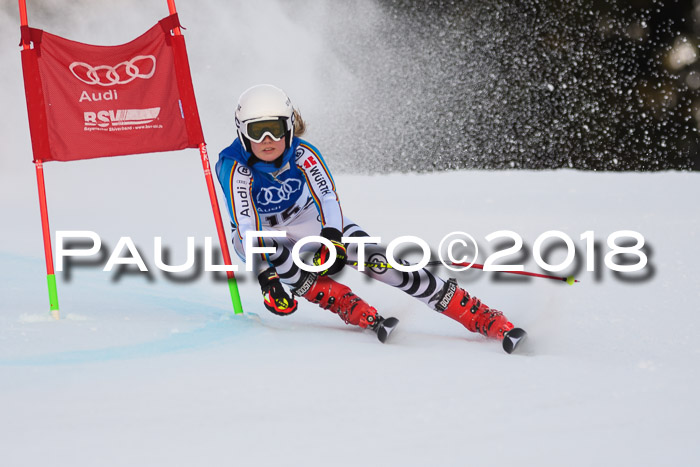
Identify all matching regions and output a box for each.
[373,316,399,343]
[502,328,527,354]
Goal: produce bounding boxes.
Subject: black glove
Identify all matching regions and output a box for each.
[313,227,347,276]
[258,268,298,316]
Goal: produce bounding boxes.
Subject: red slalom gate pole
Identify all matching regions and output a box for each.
[198,144,244,313]
[166,0,182,34]
[18,0,27,26]
[166,0,243,314]
[20,0,60,318]
[35,162,60,317]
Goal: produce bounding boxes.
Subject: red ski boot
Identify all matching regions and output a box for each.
[293,273,380,328]
[434,279,514,340]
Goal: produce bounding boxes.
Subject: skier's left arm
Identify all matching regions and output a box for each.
[295,142,343,231]
[295,142,346,275]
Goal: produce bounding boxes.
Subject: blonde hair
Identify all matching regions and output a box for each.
[293,108,306,137]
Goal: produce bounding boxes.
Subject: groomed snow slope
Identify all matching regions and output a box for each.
[1,169,699,467]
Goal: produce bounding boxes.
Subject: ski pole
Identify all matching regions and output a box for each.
[347,260,579,284]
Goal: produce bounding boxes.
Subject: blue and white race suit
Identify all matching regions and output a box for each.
[216,137,342,265]
[215,137,445,308]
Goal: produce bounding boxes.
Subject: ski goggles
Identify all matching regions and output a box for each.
[241,117,289,143]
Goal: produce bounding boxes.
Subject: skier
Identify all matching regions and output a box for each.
[215,84,525,352]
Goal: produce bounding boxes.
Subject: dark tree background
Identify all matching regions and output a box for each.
[7,0,699,171]
[328,0,700,171]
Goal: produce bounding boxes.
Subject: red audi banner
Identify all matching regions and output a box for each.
[20,14,204,162]
[18,3,242,318]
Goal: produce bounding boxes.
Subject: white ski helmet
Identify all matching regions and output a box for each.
[235,84,295,153]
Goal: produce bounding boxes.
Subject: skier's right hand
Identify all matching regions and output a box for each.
[258,268,298,316]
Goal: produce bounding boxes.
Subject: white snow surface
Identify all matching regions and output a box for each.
[2,169,700,467]
[1,1,700,466]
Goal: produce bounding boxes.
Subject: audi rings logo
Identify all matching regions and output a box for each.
[69,55,156,87]
[256,179,302,206]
